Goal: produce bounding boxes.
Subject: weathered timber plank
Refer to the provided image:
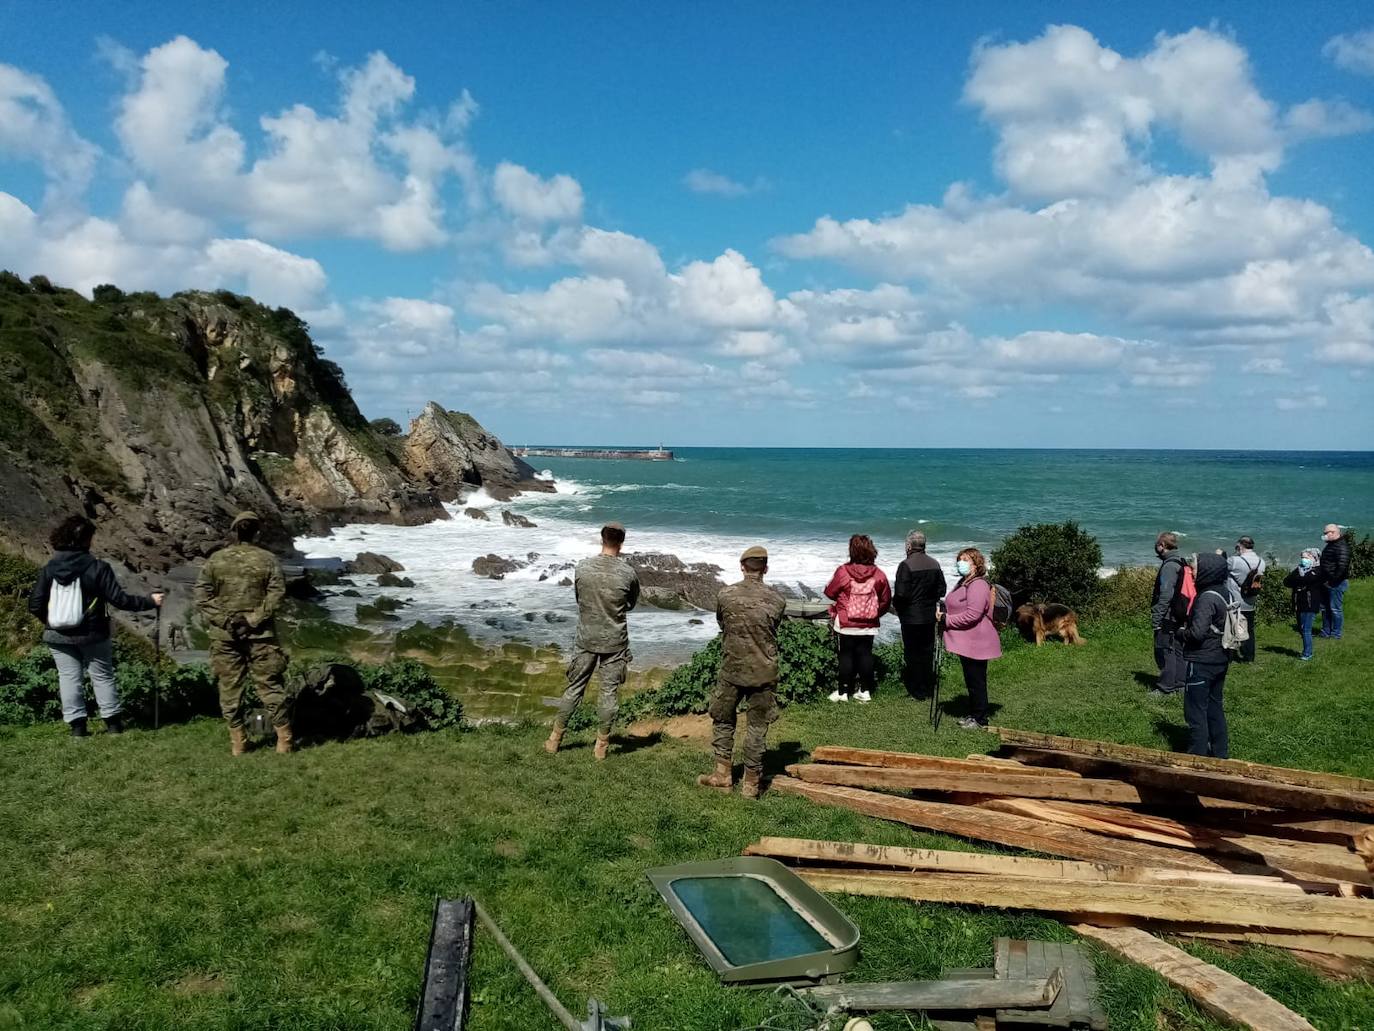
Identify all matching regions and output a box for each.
[770,776,1233,870]
[801,972,1061,1011]
[1004,747,1374,815]
[811,745,1081,777]
[974,799,1374,885]
[996,728,1374,795]
[743,837,1304,893]
[786,762,1150,803]
[414,897,474,1031]
[1203,813,1374,848]
[1152,925,1374,959]
[796,869,1374,937]
[1072,924,1318,1031]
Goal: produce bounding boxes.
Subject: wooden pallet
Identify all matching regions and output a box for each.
[940,939,1106,1029]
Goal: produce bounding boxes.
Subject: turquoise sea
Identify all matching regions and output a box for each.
[301,449,1373,663]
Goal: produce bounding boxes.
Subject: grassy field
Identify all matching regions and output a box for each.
[2,586,1372,1030]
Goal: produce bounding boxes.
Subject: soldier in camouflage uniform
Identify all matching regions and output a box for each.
[194,512,292,756]
[698,545,787,799]
[545,522,640,760]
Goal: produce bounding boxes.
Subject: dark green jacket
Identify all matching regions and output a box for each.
[716,574,787,687]
[194,544,286,642]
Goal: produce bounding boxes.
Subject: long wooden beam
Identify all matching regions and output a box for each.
[801,971,1062,1012]
[1003,747,1374,815]
[996,729,1374,795]
[770,777,1237,871]
[743,837,1304,893]
[1151,926,1374,960]
[1071,925,1318,1031]
[785,763,1150,803]
[811,745,1081,778]
[795,869,1374,937]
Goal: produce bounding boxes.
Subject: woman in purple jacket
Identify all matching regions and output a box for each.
[940,547,1001,730]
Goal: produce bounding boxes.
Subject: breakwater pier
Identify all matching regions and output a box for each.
[514,446,674,461]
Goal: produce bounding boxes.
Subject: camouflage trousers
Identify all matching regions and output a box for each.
[210,638,290,729]
[557,648,630,735]
[709,680,778,775]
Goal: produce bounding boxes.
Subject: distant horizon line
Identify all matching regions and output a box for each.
[513,443,1374,454]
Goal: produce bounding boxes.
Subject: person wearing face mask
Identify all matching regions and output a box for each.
[1226,536,1265,663]
[1149,531,1187,697]
[1183,553,1233,758]
[1284,550,1324,661]
[939,547,1001,730]
[1318,523,1351,639]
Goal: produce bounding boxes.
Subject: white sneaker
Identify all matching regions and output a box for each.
[853,690,872,703]
[828,690,849,702]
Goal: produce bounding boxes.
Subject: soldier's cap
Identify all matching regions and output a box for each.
[230,511,262,530]
[740,545,768,562]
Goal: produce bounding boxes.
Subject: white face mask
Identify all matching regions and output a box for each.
[956,560,972,576]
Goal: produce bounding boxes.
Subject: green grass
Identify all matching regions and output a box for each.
[1,588,1371,1030]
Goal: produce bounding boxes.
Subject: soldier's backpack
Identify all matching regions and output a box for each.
[47,577,87,630]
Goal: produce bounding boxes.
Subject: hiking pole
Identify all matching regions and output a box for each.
[153,606,162,731]
[930,618,944,732]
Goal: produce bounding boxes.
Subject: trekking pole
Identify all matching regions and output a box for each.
[153,606,162,731]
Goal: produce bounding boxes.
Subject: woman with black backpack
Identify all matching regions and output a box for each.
[27,515,163,737]
[940,547,1002,730]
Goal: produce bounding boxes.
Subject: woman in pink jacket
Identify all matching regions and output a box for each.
[940,547,1001,730]
[824,534,892,703]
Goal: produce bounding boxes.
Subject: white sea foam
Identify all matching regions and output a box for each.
[297,483,933,665]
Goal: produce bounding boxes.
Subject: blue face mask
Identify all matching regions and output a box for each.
[1300,557,1314,569]
[956,560,972,576]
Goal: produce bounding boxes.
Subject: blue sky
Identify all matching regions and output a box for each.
[2,2,1374,448]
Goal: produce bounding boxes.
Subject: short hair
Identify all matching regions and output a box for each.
[601,524,626,547]
[848,534,878,565]
[905,530,927,554]
[1156,532,1179,551]
[50,515,96,551]
[1237,536,1255,550]
[742,556,767,574]
[233,521,261,544]
[957,547,987,578]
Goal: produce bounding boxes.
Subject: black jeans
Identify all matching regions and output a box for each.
[1153,626,1185,692]
[900,621,936,697]
[958,655,989,725]
[1184,661,1229,758]
[837,634,875,694]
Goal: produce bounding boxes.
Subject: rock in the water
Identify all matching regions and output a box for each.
[798,582,820,600]
[688,618,704,625]
[401,402,554,501]
[627,552,725,611]
[557,577,573,587]
[472,553,527,579]
[464,508,490,521]
[502,509,536,528]
[377,572,415,588]
[347,552,405,574]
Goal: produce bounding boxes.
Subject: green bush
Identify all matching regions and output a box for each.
[0,648,61,724]
[1348,530,1373,579]
[369,417,402,437]
[361,657,464,729]
[990,522,1103,611]
[1088,566,1155,624]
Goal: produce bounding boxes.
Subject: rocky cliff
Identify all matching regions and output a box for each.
[0,273,542,571]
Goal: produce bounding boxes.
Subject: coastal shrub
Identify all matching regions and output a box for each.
[1349,530,1374,579]
[990,522,1103,612]
[1087,566,1155,624]
[361,658,464,729]
[0,648,61,724]
[370,417,402,437]
[92,284,125,304]
[0,550,42,654]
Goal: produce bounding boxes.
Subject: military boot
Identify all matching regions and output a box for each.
[696,761,733,792]
[593,734,611,761]
[228,724,247,757]
[740,770,764,800]
[543,724,565,754]
[274,724,294,754]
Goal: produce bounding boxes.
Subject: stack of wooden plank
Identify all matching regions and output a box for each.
[759,730,1374,1029]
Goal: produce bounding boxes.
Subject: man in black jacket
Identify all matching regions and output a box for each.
[1183,552,1232,758]
[1319,523,1351,639]
[891,530,946,698]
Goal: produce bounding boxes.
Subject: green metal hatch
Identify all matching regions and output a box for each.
[646,856,860,985]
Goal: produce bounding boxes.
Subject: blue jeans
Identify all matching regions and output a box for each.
[1298,611,1315,658]
[1184,661,1229,759]
[1321,579,1348,638]
[49,639,120,723]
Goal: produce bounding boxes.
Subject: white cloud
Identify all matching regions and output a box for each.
[201,239,328,310]
[1285,98,1374,140]
[0,63,100,207]
[492,161,583,223]
[112,37,474,250]
[1276,392,1328,410]
[683,168,766,198]
[1242,356,1291,376]
[1324,29,1374,76]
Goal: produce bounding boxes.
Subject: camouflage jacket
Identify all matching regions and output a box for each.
[573,554,640,652]
[716,574,787,687]
[194,544,286,642]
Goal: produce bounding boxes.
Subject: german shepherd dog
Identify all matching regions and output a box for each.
[1015,603,1085,646]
